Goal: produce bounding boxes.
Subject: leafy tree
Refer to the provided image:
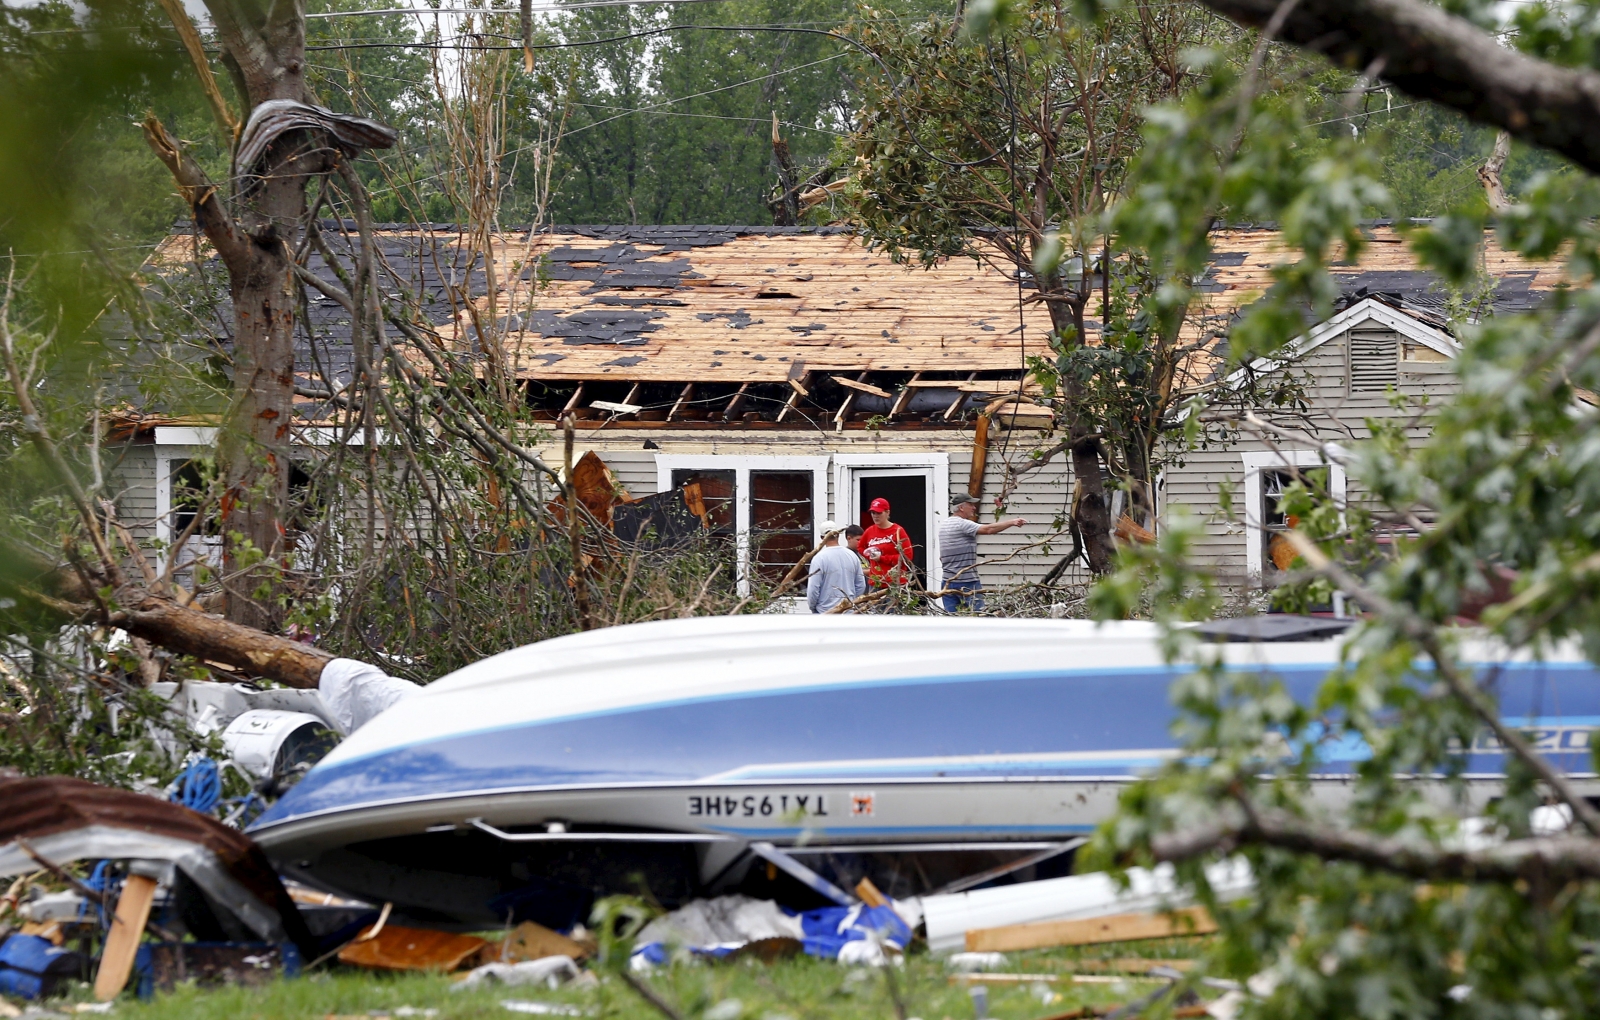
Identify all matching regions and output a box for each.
[545,0,940,225]
[1072,0,1600,1016]
[844,1,1224,574]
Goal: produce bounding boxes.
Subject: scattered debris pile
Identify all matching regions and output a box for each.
[0,775,316,1002]
[629,891,913,969]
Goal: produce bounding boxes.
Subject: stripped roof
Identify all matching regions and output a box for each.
[151,222,1564,397]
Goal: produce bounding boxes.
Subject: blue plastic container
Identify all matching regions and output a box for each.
[0,933,85,1000]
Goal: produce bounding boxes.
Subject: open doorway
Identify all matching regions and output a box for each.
[855,472,931,587]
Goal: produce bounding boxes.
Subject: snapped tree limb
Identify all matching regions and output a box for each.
[1199,0,1600,176]
[141,115,249,272]
[1152,801,1600,884]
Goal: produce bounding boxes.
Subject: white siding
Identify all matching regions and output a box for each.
[1163,319,1460,585]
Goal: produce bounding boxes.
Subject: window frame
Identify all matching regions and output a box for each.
[1241,448,1347,583]
[654,455,830,595]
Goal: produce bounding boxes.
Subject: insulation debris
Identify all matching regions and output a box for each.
[629,894,912,969]
[454,955,580,990]
[918,860,1251,954]
[317,659,421,734]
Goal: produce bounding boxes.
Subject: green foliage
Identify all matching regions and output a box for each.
[847,1,1216,269]
[1085,6,1600,1018]
[544,0,935,226]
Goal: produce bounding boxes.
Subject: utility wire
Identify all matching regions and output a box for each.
[310,20,1008,168]
[307,0,727,16]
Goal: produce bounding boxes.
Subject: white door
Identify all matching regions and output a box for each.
[843,466,940,590]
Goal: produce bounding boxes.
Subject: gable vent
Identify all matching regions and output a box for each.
[1349,329,1399,392]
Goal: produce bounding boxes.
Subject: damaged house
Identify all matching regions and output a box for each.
[110,222,1558,594]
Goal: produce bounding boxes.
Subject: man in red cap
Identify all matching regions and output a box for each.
[859,497,915,589]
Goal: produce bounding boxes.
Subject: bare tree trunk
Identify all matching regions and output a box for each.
[221,161,306,631]
[1479,129,1512,213]
[144,0,393,632]
[769,114,800,226]
[1044,295,1117,574]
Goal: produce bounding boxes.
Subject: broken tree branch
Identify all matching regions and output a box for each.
[152,0,239,136]
[1151,797,1600,885]
[141,115,249,271]
[1197,0,1600,176]
[1479,129,1512,213]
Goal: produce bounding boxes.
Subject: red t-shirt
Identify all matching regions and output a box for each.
[860,523,912,585]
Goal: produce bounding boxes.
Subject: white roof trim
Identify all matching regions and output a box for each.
[1214,297,1459,392]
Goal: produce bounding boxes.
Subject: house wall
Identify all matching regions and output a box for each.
[1162,320,1458,586]
[107,441,160,539]
[529,424,1084,590]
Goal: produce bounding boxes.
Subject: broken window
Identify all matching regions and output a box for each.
[657,457,828,595]
[169,459,223,589]
[672,469,735,537]
[750,471,814,580]
[1260,469,1298,582]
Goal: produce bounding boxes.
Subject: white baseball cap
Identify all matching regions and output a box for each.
[819,520,843,534]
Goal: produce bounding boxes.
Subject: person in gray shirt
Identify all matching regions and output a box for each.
[939,495,1027,612]
[807,521,866,613]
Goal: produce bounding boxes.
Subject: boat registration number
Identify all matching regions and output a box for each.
[688,792,874,819]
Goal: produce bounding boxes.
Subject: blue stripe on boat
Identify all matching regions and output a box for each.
[252,661,1600,830]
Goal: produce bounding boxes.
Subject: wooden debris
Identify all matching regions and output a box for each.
[1114,514,1156,545]
[500,919,591,963]
[666,383,696,421]
[855,876,889,908]
[19,921,63,945]
[337,924,488,972]
[723,382,751,421]
[93,873,158,1001]
[967,907,1217,952]
[777,371,811,422]
[887,372,922,419]
[831,374,893,399]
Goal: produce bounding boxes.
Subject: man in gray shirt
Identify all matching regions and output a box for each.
[807,522,867,613]
[939,495,1027,612]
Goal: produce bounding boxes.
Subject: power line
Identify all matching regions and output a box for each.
[362,48,850,197]
[309,19,1006,169]
[307,0,727,16]
[557,51,844,138]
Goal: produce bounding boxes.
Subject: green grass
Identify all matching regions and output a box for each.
[34,939,1212,1020]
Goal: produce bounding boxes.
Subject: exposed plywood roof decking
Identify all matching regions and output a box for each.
[148,223,1565,417]
[467,227,1057,383]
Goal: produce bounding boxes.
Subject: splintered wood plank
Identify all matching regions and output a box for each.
[965,907,1217,952]
[831,374,893,399]
[888,372,921,418]
[94,873,158,1001]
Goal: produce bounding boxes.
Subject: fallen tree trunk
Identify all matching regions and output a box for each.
[4,537,333,689]
[116,593,334,689]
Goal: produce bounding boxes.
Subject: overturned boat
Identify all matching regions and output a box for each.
[249,617,1600,928]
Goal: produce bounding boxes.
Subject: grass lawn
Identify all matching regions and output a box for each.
[33,939,1213,1020]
